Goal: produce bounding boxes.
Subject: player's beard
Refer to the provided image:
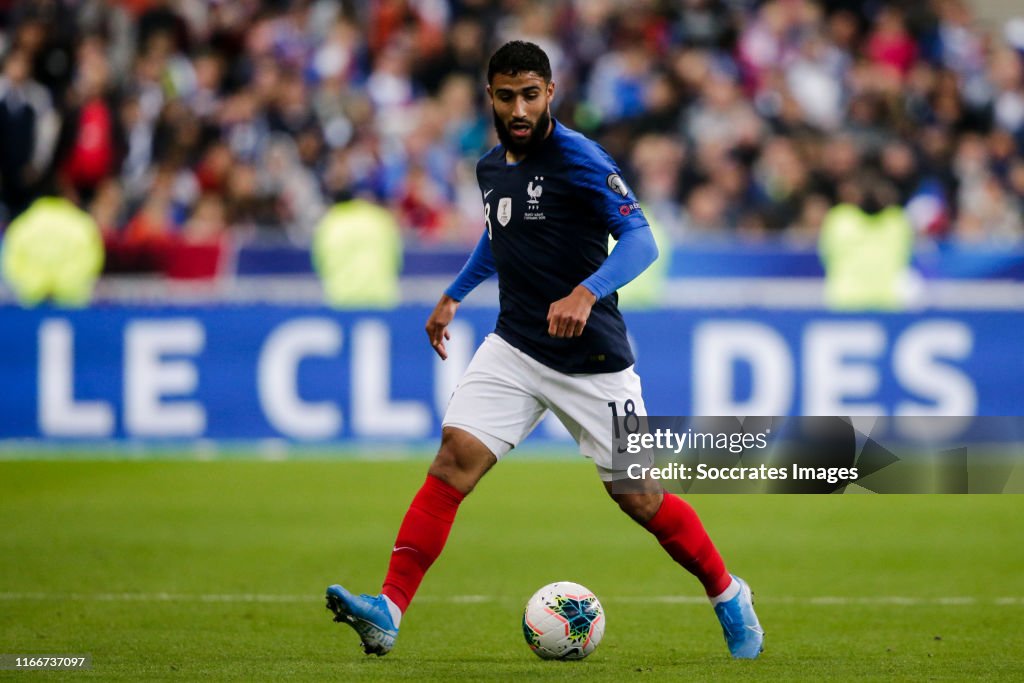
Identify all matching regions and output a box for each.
[493,108,551,156]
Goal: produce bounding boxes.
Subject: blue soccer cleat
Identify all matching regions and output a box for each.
[325,584,398,656]
[713,575,765,659]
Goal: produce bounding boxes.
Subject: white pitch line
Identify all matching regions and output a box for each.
[0,592,1020,606]
[0,592,310,603]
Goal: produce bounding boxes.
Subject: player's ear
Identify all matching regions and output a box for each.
[546,80,555,100]
[486,84,493,100]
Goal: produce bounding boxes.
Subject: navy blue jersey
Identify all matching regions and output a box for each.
[476,120,649,374]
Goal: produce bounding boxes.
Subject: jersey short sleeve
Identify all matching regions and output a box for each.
[560,133,648,239]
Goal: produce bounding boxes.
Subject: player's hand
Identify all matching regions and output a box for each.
[547,285,597,338]
[425,294,459,360]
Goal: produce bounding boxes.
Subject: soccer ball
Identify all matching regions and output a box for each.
[522,581,605,660]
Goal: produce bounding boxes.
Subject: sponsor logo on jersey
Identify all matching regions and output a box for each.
[619,201,642,216]
[607,174,630,197]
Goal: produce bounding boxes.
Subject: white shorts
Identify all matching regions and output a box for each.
[442,333,646,480]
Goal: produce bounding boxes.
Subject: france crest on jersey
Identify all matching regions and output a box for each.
[476,120,650,374]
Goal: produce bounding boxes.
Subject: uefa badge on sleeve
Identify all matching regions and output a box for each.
[606,174,629,197]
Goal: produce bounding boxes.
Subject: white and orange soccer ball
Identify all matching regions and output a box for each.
[522,581,605,660]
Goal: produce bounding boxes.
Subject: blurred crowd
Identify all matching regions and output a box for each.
[1,0,1023,269]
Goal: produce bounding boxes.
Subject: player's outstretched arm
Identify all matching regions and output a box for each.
[426,294,460,359]
[547,285,597,338]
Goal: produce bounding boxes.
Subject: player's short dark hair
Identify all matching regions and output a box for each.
[487,41,552,84]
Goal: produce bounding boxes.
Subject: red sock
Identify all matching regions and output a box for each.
[381,475,465,612]
[643,493,732,597]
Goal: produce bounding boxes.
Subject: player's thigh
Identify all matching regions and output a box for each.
[442,334,548,459]
[542,365,646,472]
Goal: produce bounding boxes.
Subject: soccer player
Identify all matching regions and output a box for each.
[326,41,764,660]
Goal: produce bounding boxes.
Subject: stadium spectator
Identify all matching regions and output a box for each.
[628,133,687,237]
[1,194,104,306]
[674,0,737,50]
[56,35,124,206]
[957,173,1024,244]
[88,177,124,237]
[182,192,229,244]
[0,48,58,220]
[819,169,915,310]
[681,182,730,237]
[312,196,401,309]
[586,41,656,125]
[865,6,918,81]
[414,16,488,94]
[122,166,175,246]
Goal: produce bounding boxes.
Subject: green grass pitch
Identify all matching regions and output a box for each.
[1,457,1022,681]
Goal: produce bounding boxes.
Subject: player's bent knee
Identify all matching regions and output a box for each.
[427,427,497,495]
[610,491,663,524]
